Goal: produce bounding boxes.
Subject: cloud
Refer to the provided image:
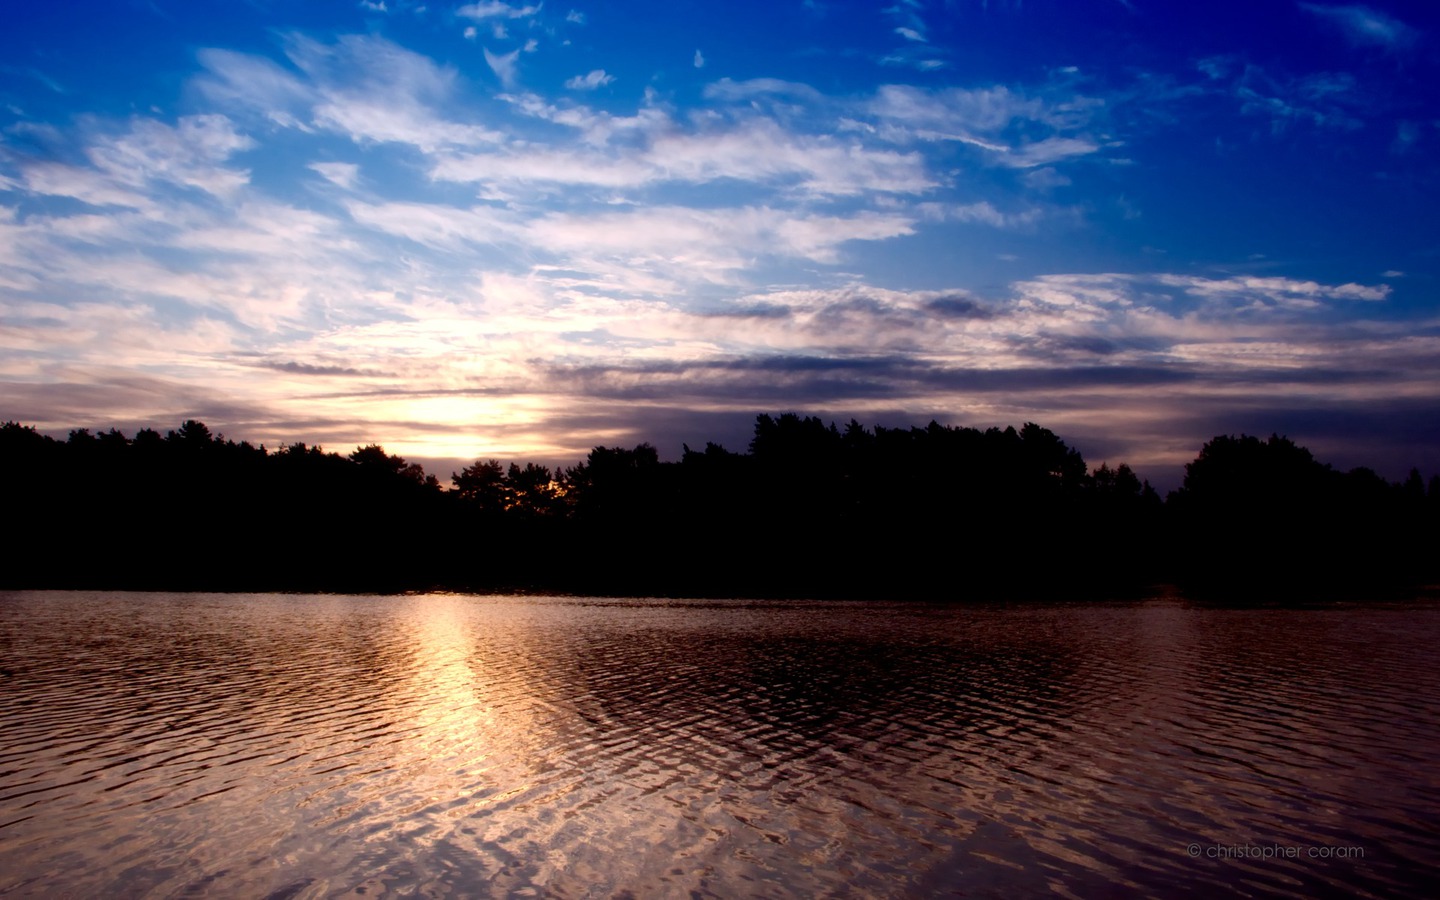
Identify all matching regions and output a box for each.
[433,116,935,196]
[1300,3,1420,49]
[1154,274,1390,305]
[335,198,916,295]
[646,120,932,195]
[197,37,505,150]
[879,53,948,72]
[702,77,823,103]
[343,199,513,249]
[5,132,1433,487]
[998,136,1101,168]
[8,23,1434,489]
[19,115,253,208]
[1,65,65,94]
[1023,166,1071,190]
[526,206,915,275]
[308,161,360,189]
[864,84,1107,169]
[21,164,152,209]
[491,90,669,144]
[694,49,705,68]
[255,360,379,377]
[916,201,1043,228]
[430,148,652,189]
[312,101,503,149]
[1234,67,1365,131]
[566,10,585,24]
[457,2,541,20]
[884,0,930,45]
[484,47,521,88]
[868,84,1046,135]
[565,69,615,91]
[194,48,314,128]
[363,271,1427,480]
[94,115,253,196]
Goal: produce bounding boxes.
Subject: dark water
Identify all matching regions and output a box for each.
[1,591,1437,898]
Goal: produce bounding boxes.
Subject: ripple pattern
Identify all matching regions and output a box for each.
[1,591,1437,897]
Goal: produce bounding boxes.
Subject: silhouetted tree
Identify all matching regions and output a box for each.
[506,462,564,517]
[566,443,663,522]
[133,428,163,450]
[1162,433,1438,596]
[454,459,509,511]
[1019,421,1088,490]
[169,419,213,447]
[2,415,1431,598]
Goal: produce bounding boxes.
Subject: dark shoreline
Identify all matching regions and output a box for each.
[4,415,1436,601]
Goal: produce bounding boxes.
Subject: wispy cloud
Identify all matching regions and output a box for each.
[19,115,253,207]
[5,13,1435,486]
[1234,66,1365,131]
[21,163,152,209]
[457,2,542,20]
[865,83,1106,167]
[1300,3,1420,49]
[998,136,1101,168]
[564,69,615,91]
[308,161,360,189]
[702,77,823,103]
[917,201,1044,228]
[880,0,941,69]
[528,207,917,284]
[1155,274,1390,305]
[344,199,512,250]
[484,47,521,88]
[0,65,66,94]
[4,124,1431,478]
[197,37,505,149]
[869,85,1040,137]
[433,114,934,196]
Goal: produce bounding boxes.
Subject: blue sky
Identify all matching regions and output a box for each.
[2,0,1437,488]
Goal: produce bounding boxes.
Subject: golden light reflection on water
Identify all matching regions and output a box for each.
[0,592,1438,898]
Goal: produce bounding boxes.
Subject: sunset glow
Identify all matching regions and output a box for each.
[3,1,1437,485]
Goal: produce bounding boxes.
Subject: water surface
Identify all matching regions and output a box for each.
[1,591,1436,897]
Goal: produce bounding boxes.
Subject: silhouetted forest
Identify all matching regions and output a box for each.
[2,415,1435,599]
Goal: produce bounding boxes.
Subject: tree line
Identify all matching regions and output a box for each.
[2,415,1435,599]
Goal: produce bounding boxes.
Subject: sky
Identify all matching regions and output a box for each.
[2,0,1438,490]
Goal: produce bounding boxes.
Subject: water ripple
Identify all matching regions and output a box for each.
[1,591,1437,897]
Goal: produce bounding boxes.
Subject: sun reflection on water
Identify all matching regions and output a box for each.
[0,592,1437,898]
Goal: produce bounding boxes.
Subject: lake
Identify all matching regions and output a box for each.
[1,590,1437,897]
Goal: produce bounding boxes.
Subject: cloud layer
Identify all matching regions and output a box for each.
[1,4,1436,488]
